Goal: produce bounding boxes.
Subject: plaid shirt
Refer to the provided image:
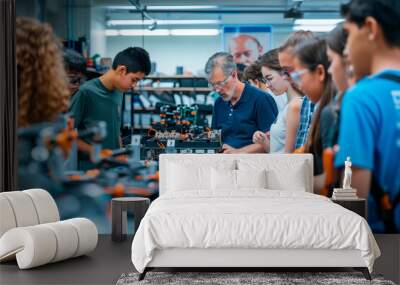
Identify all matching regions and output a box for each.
[295,96,315,149]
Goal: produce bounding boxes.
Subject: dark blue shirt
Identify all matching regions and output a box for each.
[211,84,278,148]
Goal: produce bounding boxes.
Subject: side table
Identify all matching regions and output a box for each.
[331,198,367,219]
[111,197,150,242]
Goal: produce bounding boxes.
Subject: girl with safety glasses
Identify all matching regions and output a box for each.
[291,37,335,193]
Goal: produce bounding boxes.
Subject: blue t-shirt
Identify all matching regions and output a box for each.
[211,84,278,149]
[334,70,400,233]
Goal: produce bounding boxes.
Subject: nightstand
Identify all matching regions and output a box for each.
[111,197,150,242]
[331,198,367,219]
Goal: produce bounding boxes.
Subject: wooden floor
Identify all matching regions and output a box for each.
[373,234,400,284]
[1,235,399,285]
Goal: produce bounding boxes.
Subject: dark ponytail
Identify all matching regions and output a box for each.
[326,23,348,56]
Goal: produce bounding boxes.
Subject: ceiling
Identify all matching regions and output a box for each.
[93,0,346,9]
[93,0,348,34]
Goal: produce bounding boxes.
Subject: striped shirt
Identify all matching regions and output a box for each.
[295,96,315,149]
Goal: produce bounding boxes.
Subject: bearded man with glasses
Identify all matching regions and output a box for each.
[205,52,278,154]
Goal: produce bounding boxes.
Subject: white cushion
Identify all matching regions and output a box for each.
[167,162,211,191]
[0,196,17,237]
[238,158,309,192]
[167,161,236,192]
[266,163,308,191]
[160,155,237,195]
[0,226,57,269]
[0,189,60,238]
[66,218,98,257]
[23,189,59,224]
[0,191,40,227]
[212,168,237,190]
[42,221,79,262]
[0,218,97,269]
[236,169,267,189]
[211,169,268,190]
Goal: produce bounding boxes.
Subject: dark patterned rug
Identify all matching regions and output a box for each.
[116,271,396,285]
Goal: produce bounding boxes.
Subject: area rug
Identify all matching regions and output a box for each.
[116,271,396,285]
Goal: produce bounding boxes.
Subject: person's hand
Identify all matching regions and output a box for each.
[252,131,266,144]
[86,169,100,177]
[115,155,129,162]
[222,144,237,154]
[100,149,113,158]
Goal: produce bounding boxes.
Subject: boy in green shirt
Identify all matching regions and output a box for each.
[69,47,151,170]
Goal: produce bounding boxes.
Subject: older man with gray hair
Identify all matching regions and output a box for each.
[206,52,278,153]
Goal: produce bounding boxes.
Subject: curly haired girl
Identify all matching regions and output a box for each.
[16,17,69,127]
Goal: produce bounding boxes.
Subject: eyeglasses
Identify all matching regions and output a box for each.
[280,69,291,78]
[208,74,232,89]
[289,69,309,84]
[68,74,84,85]
[259,77,267,84]
[260,76,272,87]
[261,70,290,87]
[279,66,293,76]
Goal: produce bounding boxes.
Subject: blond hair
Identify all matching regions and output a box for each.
[16,17,69,127]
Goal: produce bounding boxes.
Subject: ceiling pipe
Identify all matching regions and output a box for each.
[110,9,339,14]
[127,0,158,30]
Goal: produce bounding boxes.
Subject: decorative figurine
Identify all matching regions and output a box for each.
[343,157,352,189]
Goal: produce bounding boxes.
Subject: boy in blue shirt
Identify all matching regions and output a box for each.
[205,52,278,153]
[335,0,400,233]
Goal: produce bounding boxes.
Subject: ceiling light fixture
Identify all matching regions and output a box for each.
[147,6,218,10]
[105,29,220,37]
[293,19,344,32]
[117,29,170,36]
[294,19,343,26]
[107,19,221,26]
[170,29,220,36]
[106,5,218,10]
[293,25,337,32]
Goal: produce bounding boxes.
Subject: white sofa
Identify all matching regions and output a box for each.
[132,154,380,281]
[0,189,98,269]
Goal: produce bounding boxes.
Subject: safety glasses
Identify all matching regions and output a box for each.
[208,74,232,89]
[289,69,309,84]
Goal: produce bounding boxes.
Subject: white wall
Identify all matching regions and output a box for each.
[106,36,221,75]
[90,7,107,56]
[273,32,293,49]
[105,32,290,75]
[102,8,307,74]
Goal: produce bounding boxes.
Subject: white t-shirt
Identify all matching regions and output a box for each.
[271,92,288,113]
[269,96,289,153]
